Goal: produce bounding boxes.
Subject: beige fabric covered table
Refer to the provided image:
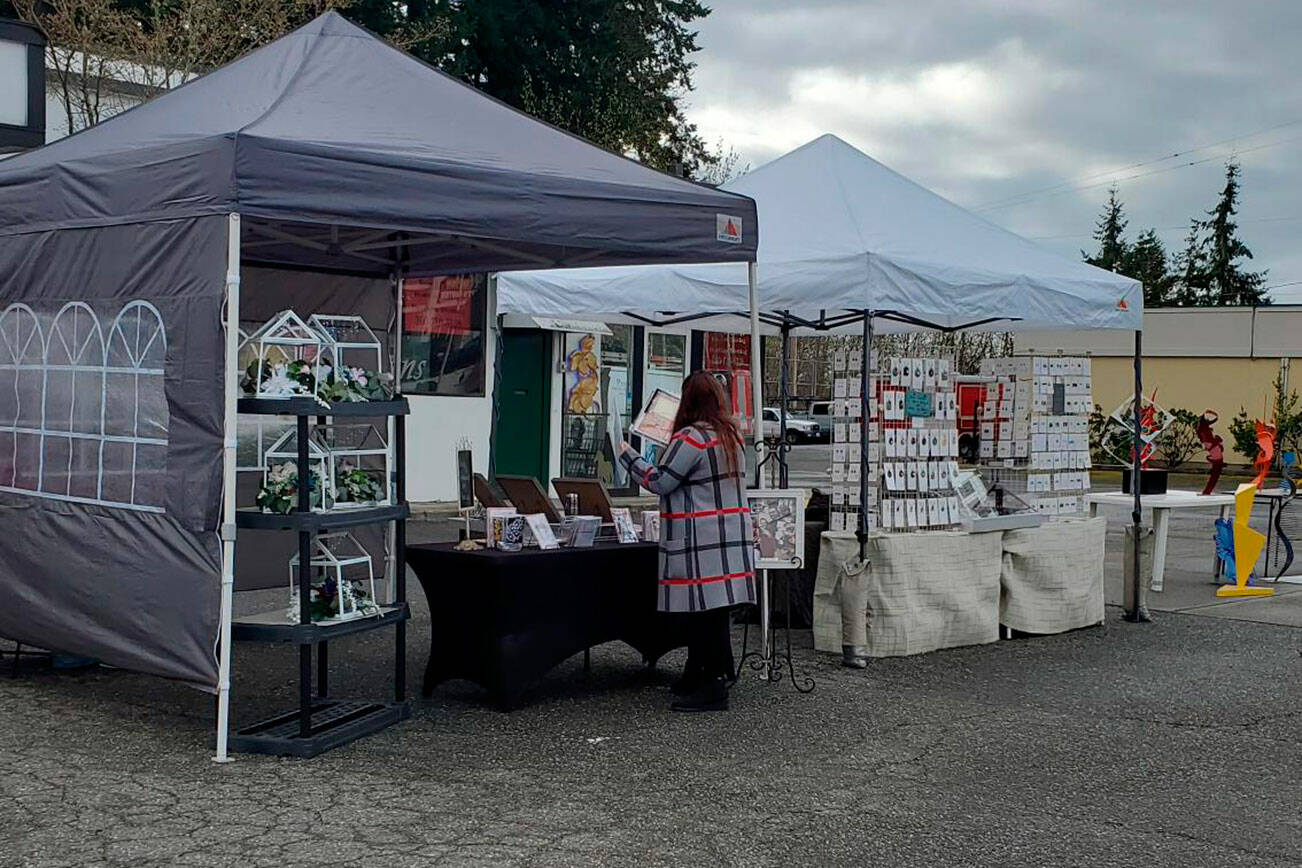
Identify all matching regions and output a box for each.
[999,517,1106,634]
[813,530,1002,658]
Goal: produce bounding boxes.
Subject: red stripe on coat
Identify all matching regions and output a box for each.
[671,432,719,449]
[660,506,751,520]
[660,571,754,586]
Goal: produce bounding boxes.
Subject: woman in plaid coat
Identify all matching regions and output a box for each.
[619,372,754,712]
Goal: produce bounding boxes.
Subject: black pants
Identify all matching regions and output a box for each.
[685,606,734,680]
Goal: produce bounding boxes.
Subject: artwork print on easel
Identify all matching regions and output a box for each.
[747,490,806,570]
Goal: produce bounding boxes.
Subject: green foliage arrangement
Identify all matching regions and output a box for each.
[334,463,385,505]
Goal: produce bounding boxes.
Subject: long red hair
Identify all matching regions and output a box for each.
[672,371,744,472]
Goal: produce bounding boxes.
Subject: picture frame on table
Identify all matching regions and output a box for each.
[746,488,806,570]
[610,507,640,543]
[523,513,560,550]
[484,507,518,548]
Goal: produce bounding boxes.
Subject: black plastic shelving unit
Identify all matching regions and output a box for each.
[228,396,410,759]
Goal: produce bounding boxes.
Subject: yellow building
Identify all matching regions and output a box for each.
[1014,306,1301,463]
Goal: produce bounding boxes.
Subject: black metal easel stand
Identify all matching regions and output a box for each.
[740,316,814,693]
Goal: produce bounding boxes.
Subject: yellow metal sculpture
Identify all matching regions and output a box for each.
[1215,483,1274,598]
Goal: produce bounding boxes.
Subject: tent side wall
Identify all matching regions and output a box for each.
[0,217,227,689]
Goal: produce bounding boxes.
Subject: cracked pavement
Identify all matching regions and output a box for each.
[4,524,1302,865]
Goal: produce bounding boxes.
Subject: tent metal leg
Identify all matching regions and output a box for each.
[1125,329,1151,623]
[214,212,241,764]
[394,411,407,703]
[745,263,771,667]
[296,415,313,738]
[857,312,874,564]
[747,262,764,489]
[385,271,403,607]
[487,276,503,482]
[777,315,791,488]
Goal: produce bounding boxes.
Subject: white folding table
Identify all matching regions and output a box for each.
[1086,490,1236,592]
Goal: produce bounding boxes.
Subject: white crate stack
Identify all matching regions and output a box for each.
[877,356,963,532]
[977,355,1093,518]
[828,346,871,534]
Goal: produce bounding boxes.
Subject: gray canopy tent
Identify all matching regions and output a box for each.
[0,11,757,759]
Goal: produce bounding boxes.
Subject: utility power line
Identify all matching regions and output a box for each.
[1027,214,1302,241]
[973,121,1302,212]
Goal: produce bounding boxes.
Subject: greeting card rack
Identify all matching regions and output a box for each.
[229,396,410,758]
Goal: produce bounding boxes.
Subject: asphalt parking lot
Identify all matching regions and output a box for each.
[4,496,1302,867]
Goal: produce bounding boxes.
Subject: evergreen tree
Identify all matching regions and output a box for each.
[1170,220,1209,306]
[421,0,717,176]
[1199,161,1270,305]
[1082,186,1129,272]
[1123,228,1176,306]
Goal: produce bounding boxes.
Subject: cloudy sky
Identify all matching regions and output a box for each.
[684,1,1302,302]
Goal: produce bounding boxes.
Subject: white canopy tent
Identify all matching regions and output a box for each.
[497,133,1153,623]
[498,134,1142,333]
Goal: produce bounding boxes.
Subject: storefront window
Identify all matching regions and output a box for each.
[556,325,639,491]
[646,332,686,396]
[703,331,755,437]
[642,331,686,462]
[401,274,487,396]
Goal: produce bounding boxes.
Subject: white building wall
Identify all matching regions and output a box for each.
[1013,305,1302,358]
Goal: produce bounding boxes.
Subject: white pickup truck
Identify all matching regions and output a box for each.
[760,407,821,443]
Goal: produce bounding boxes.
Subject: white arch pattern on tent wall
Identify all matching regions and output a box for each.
[0,300,169,512]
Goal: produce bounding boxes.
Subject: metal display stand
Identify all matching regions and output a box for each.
[226,398,411,758]
[742,312,814,693]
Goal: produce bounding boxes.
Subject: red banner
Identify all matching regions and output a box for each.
[404,276,478,336]
[704,332,751,372]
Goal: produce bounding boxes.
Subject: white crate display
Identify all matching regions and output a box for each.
[828,345,871,533]
[876,356,963,532]
[287,532,380,624]
[977,355,1093,517]
[238,309,328,399]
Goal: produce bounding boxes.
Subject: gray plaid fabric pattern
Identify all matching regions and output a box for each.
[620,425,756,613]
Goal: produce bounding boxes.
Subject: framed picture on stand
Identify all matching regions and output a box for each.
[747,489,806,570]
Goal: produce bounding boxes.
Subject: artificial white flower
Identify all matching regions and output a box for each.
[263,363,299,397]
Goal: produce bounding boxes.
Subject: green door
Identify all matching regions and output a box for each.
[494,329,551,482]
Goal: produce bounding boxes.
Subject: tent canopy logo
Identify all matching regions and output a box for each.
[716,214,743,244]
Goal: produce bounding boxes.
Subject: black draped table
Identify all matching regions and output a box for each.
[408,541,690,709]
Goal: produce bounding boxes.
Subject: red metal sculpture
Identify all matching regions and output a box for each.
[1136,392,1162,468]
[1195,410,1225,495]
[1251,419,1277,490]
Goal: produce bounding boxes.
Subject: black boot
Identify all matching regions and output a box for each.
[671,660,703,696]
[671,676,728,712]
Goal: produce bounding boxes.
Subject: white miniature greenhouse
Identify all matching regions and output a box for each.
[261,428,331,512]
[314,423,392,509]
[238,309,327,399]
[287,532,379,624]
[308,314,384,379]
[257,424,391,513]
